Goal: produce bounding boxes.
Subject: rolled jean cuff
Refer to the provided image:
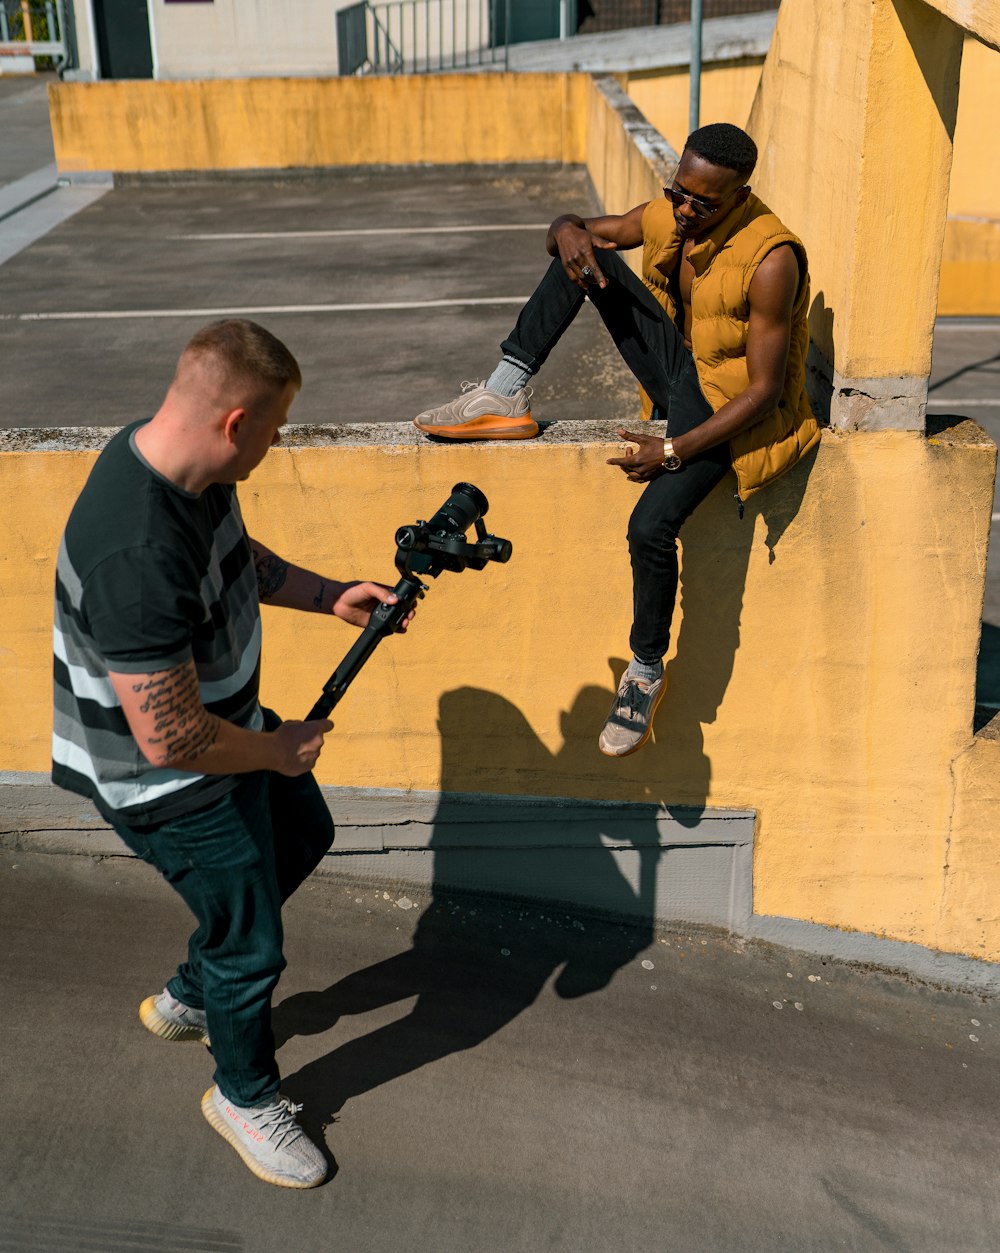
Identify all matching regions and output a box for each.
[498,341,541,374]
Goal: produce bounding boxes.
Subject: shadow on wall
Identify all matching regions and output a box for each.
[272,455,815,1134]
[977,622,1000,731]
[806,291,835,426]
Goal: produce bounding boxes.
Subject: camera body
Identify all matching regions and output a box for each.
[393,482,512,577]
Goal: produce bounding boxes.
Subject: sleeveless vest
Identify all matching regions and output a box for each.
[639,192,820,501]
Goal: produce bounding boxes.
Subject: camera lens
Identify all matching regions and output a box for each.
[426,482,489,535]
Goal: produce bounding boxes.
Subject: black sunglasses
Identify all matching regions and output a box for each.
[663,182,746,219]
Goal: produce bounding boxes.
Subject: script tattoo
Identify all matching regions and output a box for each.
[131,666,219,766]
[254,550,289,601]
[313,580,326,610]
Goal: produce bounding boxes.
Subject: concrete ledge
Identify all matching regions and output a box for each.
[6,771,999,993]
[504,12,776,74]
[0,772,755,932]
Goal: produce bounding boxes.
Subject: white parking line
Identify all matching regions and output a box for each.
[927,398,1000,406]
[0,296,532,322]
[176,224,550,240]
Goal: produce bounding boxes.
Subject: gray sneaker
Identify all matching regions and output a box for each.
[201,1085,327,1189]
[139,989,210,1046]
[598,670,666,757]
[413,381,538,440]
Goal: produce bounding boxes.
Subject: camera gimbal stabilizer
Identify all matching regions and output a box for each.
[306,482,512,720]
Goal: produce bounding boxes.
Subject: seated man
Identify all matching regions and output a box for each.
[414,122,819,758]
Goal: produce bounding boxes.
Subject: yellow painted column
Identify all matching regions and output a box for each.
[746,0,964,431]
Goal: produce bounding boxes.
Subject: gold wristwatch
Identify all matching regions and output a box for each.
[661,438,682,471]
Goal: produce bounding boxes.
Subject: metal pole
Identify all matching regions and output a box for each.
[688,0,702,135]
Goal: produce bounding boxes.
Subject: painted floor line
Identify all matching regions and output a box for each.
[176,224,551,240]
[0,296,532,322]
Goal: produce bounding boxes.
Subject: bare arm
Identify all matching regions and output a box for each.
[249,537,415,631]
[546,204,648,290]
[109,661,331,777]
[608,244,802,480]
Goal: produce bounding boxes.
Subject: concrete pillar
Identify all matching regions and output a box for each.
[746,0,965,432]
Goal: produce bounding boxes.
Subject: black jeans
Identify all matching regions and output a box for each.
[501,252,731,660]
[113,715,335,1106]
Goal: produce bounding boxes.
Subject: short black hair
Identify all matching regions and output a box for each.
[684,123,757,180]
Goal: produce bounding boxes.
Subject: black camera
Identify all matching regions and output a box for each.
[307,483,512,719]
[393,482,512,577]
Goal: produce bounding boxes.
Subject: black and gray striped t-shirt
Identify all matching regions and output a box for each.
[52,420,263,826]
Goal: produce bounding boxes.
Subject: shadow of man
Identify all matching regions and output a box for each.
[273,687,661,1134]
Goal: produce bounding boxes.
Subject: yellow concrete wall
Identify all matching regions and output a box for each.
[48,74,589,173]
[940,36,1000,315]
[949,37,1000,219]
[4,425,998,959]
[622,59,764,152]
[584,77,672,229]
[940,219,1000,316]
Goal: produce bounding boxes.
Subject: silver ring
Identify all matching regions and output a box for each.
[581,265,593,278]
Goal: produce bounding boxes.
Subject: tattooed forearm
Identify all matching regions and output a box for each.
[255,552,289,601]
[132,666,220,766]
[313,580,326,610]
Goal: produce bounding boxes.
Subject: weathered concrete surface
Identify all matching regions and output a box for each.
[0,75,54,188]
[2,848,999,1252]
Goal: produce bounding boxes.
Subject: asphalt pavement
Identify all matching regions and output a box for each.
[3,847,999,1252]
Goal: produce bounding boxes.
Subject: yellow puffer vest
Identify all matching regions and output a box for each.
[640,193,820,501]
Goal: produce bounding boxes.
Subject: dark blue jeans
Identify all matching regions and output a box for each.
[501,252,731,660]
[113,731,334,1106]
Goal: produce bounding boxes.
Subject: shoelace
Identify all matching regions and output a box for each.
[616,679,647,722]
[255,1097,306,1150]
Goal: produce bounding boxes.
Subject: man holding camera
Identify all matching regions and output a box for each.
[52,319,413,1188]
[414,123,819,758]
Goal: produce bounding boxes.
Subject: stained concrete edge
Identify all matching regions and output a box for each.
[0,419,627,451]
[3,770,998,994]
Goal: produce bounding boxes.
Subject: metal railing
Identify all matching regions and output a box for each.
[578,0,774,33]
[338,0,511,76]
[0,0,69,69]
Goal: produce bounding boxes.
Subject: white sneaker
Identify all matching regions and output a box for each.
[201,1085,327,1189]
[139,989,210,1046]
[413,381,538,440]
[598,670,665,758]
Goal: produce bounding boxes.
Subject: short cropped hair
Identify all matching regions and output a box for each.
[182,319,302,394]
[684,123,758,180]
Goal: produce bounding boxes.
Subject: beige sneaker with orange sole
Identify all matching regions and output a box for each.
[413,381,538,440]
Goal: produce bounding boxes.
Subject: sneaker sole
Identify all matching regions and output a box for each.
[412,414,539,440]
[200,1088,326,1189]
[139,996,211,1047]
[598,681,667,759]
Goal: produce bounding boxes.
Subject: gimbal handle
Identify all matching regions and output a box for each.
[305,574,425,720]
